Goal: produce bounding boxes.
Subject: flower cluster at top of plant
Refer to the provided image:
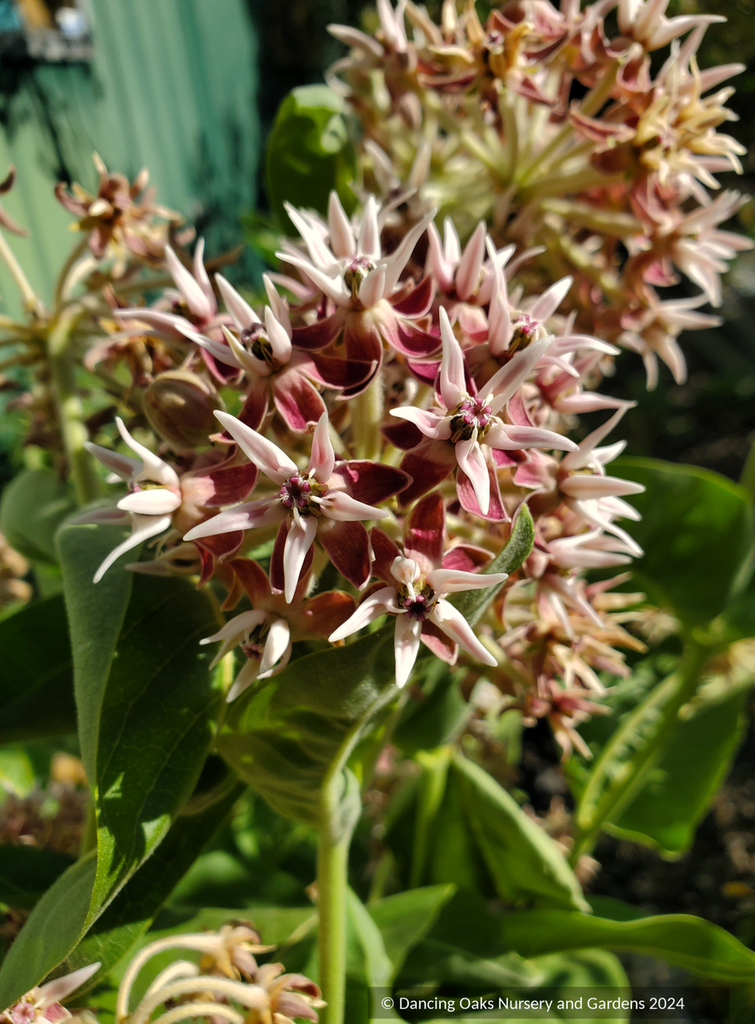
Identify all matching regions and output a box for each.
[0,0,749,763]
[328,0,752,388]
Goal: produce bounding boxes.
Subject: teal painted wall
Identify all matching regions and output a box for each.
[0,0,260,318]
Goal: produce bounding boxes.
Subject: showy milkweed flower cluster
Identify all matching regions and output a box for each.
[328,0,752,387]
[58,181,648,756]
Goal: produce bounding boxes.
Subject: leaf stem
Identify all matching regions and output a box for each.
[47,306,100,505]
[351,368,384,461]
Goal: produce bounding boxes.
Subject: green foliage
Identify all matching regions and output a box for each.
[218,623,396,828]
[0,845,74,909]
[453,754,589,912]
[368,885,456,981]
[612,685,748,855]
[0,522,229,1004]
[0,595,76,741]
[612,458,755,627]
[266,85,356,230]
[0,469,76,565]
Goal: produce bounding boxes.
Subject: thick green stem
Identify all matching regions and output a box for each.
[48,306,100,505]
[317,798,352,1024]
[351,369,384,461]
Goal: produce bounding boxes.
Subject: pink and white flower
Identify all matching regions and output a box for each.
[2,963,100,1024]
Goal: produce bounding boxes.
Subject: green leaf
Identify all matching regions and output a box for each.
[217,624,396,827]
[0,595,76,741]
[55,781,246,993]
[452,505,535,626]
[530,950,630,1023]
[498,908,755,982]
[0,854,96,1008]
[453,753,590,912]
[0,745,36,798]
[369,885,456,981]
[0,526,228,1004]
[0,846,74,909]
[266,85,356,229]
[613,458,755,626]
[0,469,76,565]
[392,662,469,756]
[612,685,748,855]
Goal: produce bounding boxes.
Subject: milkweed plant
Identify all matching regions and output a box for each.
[1,2,755,1022]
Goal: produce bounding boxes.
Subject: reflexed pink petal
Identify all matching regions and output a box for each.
[265,307,293,363]
[93,514,172,583]
[318,490,387,522]
[328,585,398,641]
[419,620,457,663]
[319,519,372,589]
[456,465,508,521]
[192,237,215,308]
[405,492,444,568]
[238,379,270,431]
[292,310,345,350]
[441,544,492,572]
[455,438,490,515]
[216,273,259,330]
[343,310,384,365]
[272,370,326,432]
[391,406,451,440]
[117,488,181,516]
[328,191,356,257]
[391,275,434,317]
[196,461,258,508]
[398,441,456,507]
[310,412,336,482]
[215,412,297,483]
[394,614,422,688]
[389,319,442,358]
[299,590,356,637]
[184,500,284,541]
[283,515,319,603]
[438,307,465,409]
[330,460,411,505]
[165,245,214,321]
[370,527,402,583]
[431,599,497,665]
[195,533,244,585]
[307,351,376,389]
[270,522,314,598]
[382,419,423,451]
[229,557,272,605]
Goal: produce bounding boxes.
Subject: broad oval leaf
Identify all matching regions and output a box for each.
[217,625,396,828]
[0,469,76,564]
[0,595,76,741]
[498,908,755,982]
[266,85,356,229]
[613,457,755,626]
[453,753,589,912]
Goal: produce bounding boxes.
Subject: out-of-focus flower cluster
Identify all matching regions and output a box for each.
[328,0,752,388]
[1,922,322,1024]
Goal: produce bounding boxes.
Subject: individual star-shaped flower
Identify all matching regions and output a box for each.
[329,492,508,687]
[392,307,577,518]
[2,963,100,1024]
[185,411,409,601]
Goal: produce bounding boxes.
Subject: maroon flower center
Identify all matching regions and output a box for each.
[280,474,320,515]
[240,325,275,365]
[344,256,376,298]
[241,621,271,661]
[398,583,436,621]
[450,397,492,442]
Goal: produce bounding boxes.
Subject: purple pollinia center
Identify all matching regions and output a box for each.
[240,324,275,365]
[280,473,320,515]
[450,396,492,442]
[510,311,541,351]
[241,620,271,660]
[343,255,376,298]
[398,581,436,621]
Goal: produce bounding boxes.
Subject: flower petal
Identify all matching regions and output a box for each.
[318,490,388,522]
[259,617,292,675]
[455,437,490,516]
[215,411,297,483]
[438,306,465,409]
[431,599,497,666]
[283,515,319,603]
[319,519,372,589]
[116,418,180,489]
[165,244,214,321]
[328,585,398,641]
[393,613,422,688]
[184,500,284,541]
[216,272,259,330]
[309,412,336,483]
[117,488,181,516]
[93,515,172,584]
